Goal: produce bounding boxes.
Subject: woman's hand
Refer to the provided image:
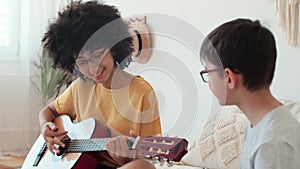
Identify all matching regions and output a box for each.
[41,122,68,155]
[106,130,138,166]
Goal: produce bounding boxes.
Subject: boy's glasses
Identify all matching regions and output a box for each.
[199,68,221,83]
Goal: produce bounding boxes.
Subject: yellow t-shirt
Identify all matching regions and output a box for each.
[55,76,161,136]
[54,76,162,167]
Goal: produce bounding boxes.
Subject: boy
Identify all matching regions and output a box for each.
[199,18,300,168]
[39,1,161,169]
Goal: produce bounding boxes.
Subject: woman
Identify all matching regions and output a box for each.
[39,1,161,168]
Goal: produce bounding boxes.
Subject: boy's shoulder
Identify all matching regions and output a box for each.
[256,105,300,142]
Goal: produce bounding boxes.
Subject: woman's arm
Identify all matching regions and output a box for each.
[39,101,68,154]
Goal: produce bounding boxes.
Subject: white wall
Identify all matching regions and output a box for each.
[0,0,65,153]
[105,0,300,140]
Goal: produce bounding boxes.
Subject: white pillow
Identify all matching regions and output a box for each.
[181,100,300,169]
[181,106,248,169]
[281,99,300,122]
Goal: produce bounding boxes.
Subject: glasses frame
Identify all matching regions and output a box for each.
[75,48,109,69]
[199,68,221,83]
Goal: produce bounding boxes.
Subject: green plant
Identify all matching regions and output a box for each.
[32,49,73,106]
[32,0,76,106]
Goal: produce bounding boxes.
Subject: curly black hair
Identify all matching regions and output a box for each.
[42,0,133,74]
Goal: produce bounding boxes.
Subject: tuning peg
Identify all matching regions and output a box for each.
[157,157,163,162]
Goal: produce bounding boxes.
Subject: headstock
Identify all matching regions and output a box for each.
[130,136,188,162]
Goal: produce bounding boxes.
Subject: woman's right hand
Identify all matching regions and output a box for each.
[41,122,68,155]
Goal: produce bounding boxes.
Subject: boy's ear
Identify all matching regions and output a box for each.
[224,68,239,90]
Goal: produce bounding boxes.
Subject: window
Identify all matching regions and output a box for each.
[0,0,19,57]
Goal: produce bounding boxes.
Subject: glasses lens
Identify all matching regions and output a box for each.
[200,71,208,83]
[90,55,102,64]
[203,73,209,82]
